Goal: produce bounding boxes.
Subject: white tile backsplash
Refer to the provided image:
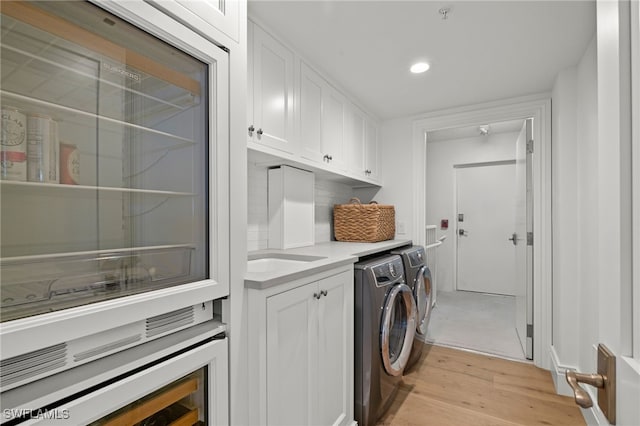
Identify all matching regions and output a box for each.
[314,178,354,242]
[247,162,355,250]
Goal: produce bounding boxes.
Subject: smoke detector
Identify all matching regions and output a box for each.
[439,7,451,20]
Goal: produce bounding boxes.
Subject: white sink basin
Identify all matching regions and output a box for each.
[247,254,326,273]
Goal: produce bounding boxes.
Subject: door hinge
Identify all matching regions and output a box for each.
[527,232,533,246]
[526,139,534,154]
[527,324,533,338]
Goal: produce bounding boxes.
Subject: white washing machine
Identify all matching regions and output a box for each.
[354,254,417,426]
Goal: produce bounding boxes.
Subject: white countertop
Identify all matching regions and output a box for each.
[244,239,412,289]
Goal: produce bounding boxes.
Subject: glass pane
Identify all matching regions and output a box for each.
[1,1,209,321]
[387,296,407,364]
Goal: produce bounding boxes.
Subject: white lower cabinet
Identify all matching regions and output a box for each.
[248,265,355,426]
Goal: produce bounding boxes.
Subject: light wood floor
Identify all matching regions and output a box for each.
[377,344,585,426]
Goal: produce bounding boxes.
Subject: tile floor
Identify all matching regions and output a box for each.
[425,290,526,360]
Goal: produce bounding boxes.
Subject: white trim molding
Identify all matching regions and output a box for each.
[549,345,575,397]
[411,94,552,370]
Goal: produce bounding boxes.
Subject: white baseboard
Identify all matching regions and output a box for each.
[580,406,602,426]
[549,345,576,397]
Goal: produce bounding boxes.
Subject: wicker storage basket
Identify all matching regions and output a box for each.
[333,198,395,242]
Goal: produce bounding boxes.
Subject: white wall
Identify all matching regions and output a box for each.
[551,66,580,366]
[575,37,599,375]
[247,162,354,250]
[549,37,598,389]
[425,132,518,293]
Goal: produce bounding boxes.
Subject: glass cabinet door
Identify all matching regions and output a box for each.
[1,1,213,321]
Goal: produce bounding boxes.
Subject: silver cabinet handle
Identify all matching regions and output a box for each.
[323,154,333,162]
[256,128,263,136]
[248,125,255,136]
[321,290,328,297]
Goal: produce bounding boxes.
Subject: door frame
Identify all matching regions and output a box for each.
[411,94,551,369]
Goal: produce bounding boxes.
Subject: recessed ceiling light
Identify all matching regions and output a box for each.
[410,62,430,74]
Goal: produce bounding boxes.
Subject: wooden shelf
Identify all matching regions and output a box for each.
[170,409,199,426]
[1,1,201,97]
[103,378,198,426]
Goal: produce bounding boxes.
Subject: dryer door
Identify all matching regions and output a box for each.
[415,266,433,337]
[380,283,417,376]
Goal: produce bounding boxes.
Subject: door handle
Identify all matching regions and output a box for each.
[565,371,603,408]
[564,344,616,424]
[509,233,518,246]
[458,228,468,237]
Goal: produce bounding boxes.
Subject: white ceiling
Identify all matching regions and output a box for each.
[248,0,596,120]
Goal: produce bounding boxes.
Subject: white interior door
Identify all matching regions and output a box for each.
[456,162,517,295]
[514,119,533,359]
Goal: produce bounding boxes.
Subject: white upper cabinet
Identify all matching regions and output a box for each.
[346,104,366,175]
[148,0,240,43]
[299,62,324,163]
[364,117,380,181]
[321,84,348,171]
[345,104,379,182]
[299,62,347,171]
[247,21,380,185]
[248,22,296,154]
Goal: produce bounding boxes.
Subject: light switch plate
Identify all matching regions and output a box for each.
[397,221,406,235]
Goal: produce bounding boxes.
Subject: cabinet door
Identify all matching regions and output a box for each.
[321,86,347,170]
[345,104,365,176]
[299,62,324,163]
[251,24,296,154]
[266,283,318,426]
[364,119,380,181]
[317,271,353,426]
